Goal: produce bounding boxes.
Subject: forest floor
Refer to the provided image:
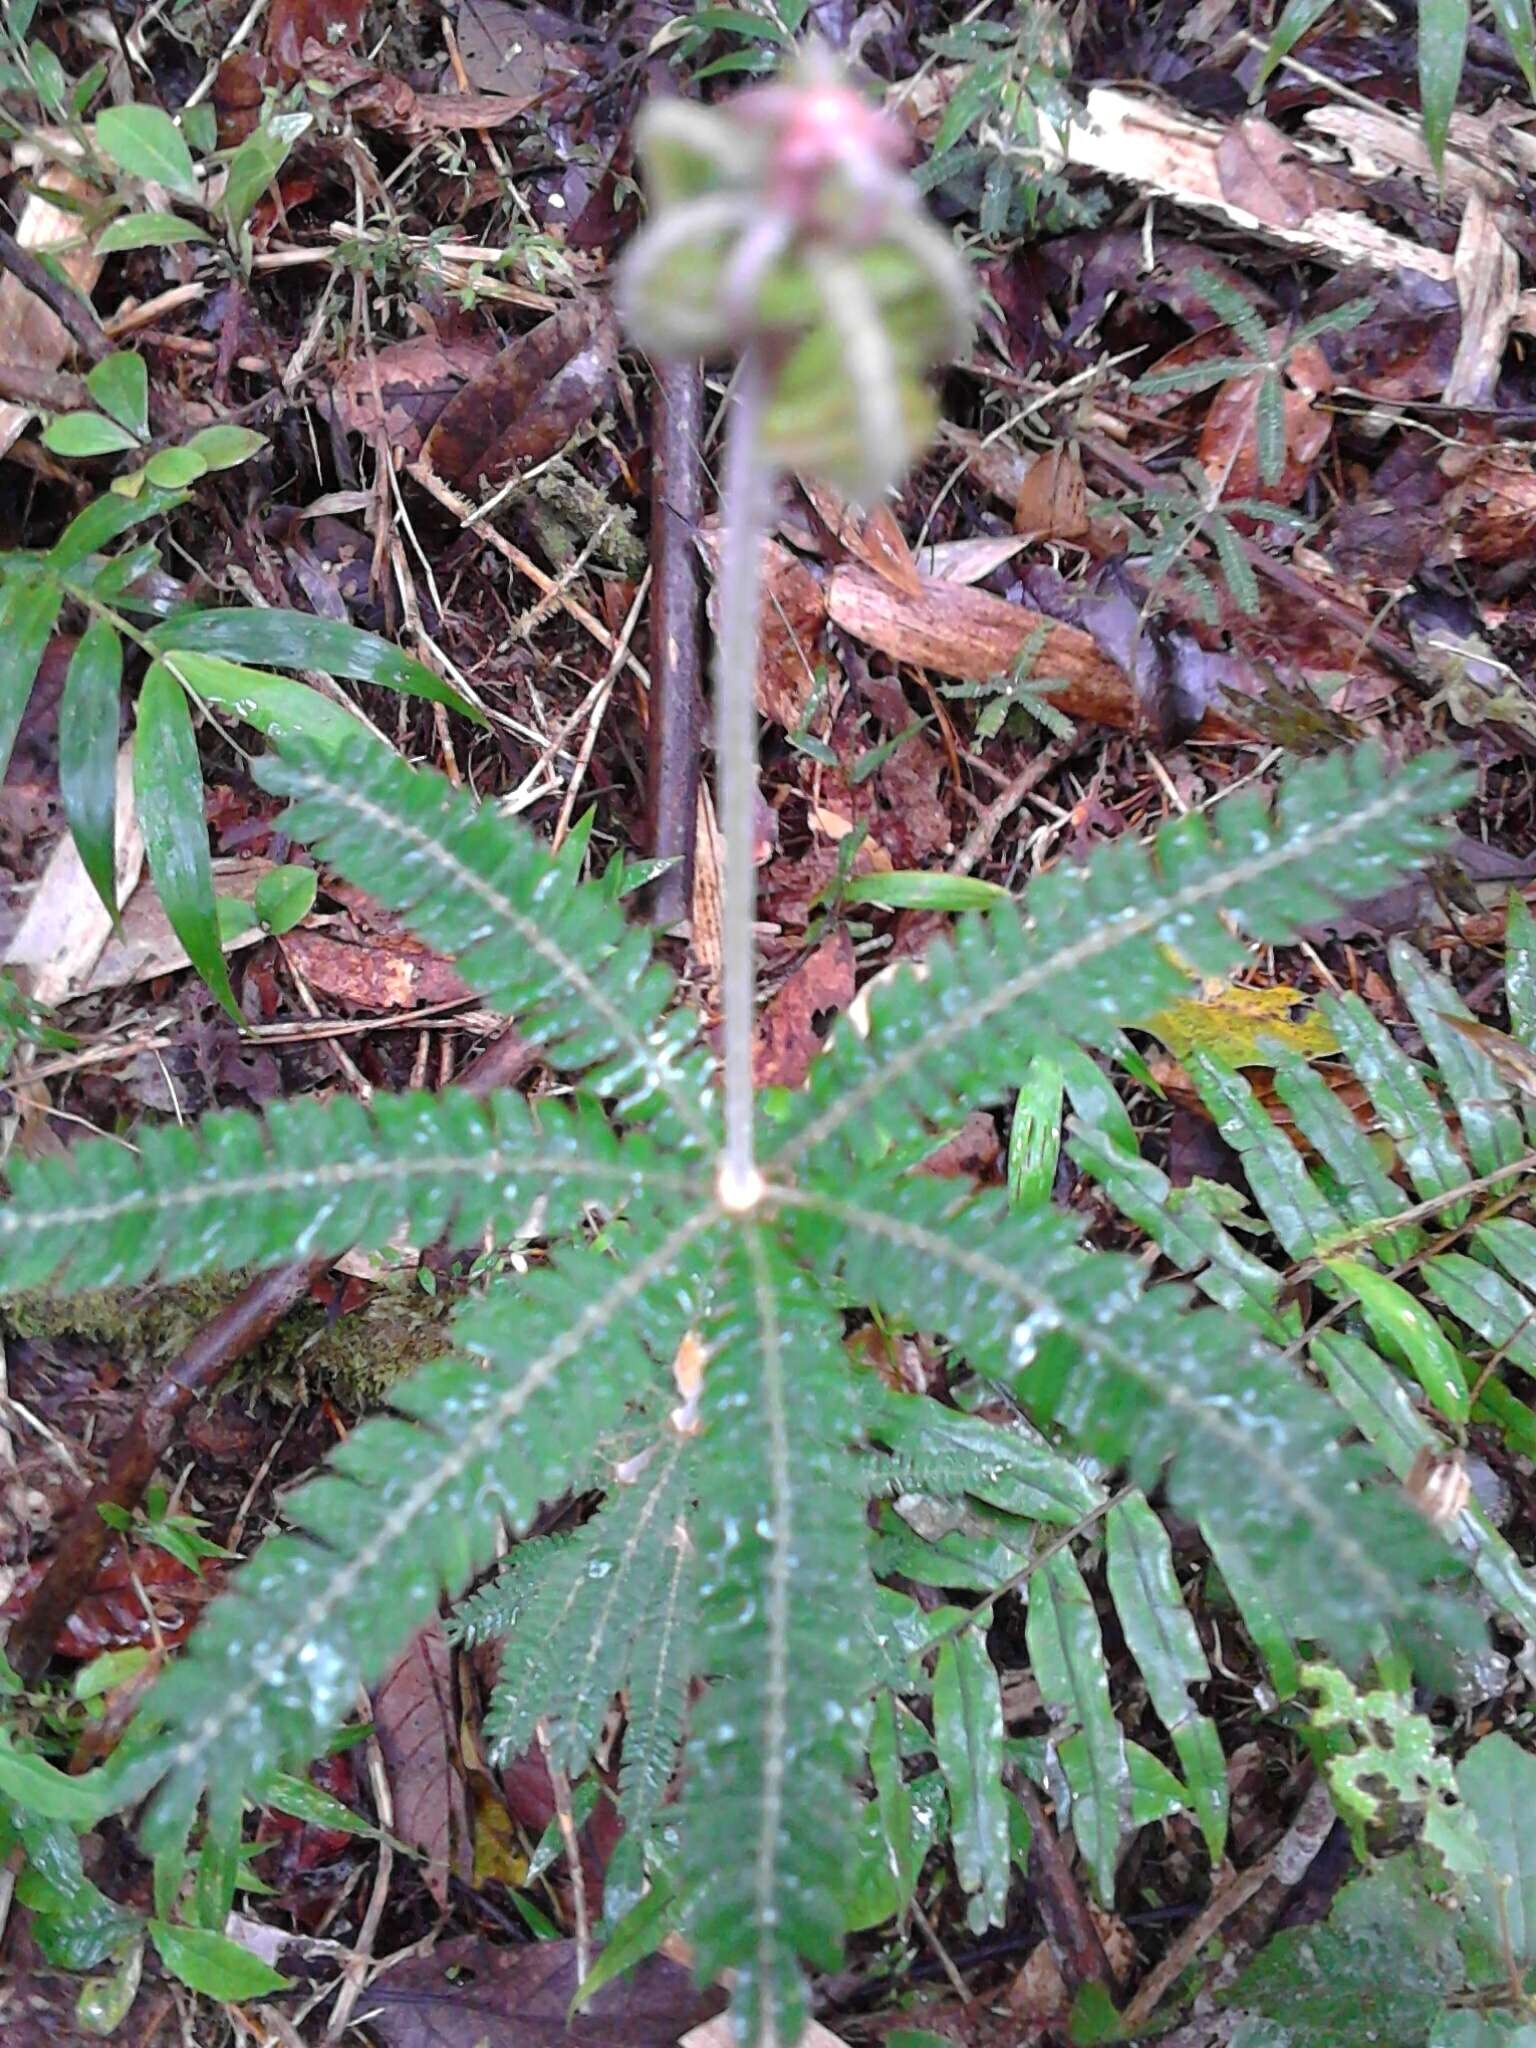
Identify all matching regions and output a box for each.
[3,2,1536,2045]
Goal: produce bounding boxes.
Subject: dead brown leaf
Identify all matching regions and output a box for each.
[700,536,827,728]
[265,0,365,74]
[282,917,473,1010]
[423,299,618,492]
[302,44,538,136]
[455,0,549,100]
[333,335,500,456]
[1197,357,1333,506]
[372,1620,471,1911]
[1014,444,1089,539]
[1216,116,1319,228]
[753,929,855,1089]
[827,565,1237,734]
[800,480,922,595]
[360,1936,723,2048]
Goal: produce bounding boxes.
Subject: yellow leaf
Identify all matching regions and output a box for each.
[1146,982,1337,1068]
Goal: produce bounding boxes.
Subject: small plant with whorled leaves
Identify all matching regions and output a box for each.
[0,48,1499,2048]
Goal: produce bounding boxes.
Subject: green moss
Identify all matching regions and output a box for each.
[1,1270,459,1406]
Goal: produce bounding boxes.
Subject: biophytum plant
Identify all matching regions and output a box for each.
[0,49,1494,2046]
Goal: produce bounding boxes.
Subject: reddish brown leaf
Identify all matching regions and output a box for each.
[1215,116,1319,228]
[423,299,618,492]
[372,1620,470,1910]
[701,536,828,728]
[265,0,366,76]
[301,45,538,136]
[282,919,473,1011]
[1197,343,1334,507]
[361,1936,724,2048]
[800,480,922,595]
[753,929,855,1089]
[1013,444,1089,540]
[3,1542,215,1658]
[333,335,501,457]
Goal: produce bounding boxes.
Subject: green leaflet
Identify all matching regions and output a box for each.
[680,1234,871,2044]
[133,664,238,1021]
[1106,1494,1227,1863]
[59,617,123,923]
[1026,1548,1128,1906]
[932,1627,1009,1931]
[0,574,63,785]
[158,607,482,725]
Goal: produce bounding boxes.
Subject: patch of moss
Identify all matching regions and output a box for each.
[2,1270,460,1407]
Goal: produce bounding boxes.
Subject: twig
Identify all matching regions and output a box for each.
[8,1024,537,1683]
[1119,1771,1334,2035]
[0,224,110,362]
[949,735,1076,877]
[646,357,706,927]
[1008,1767,1115,1995]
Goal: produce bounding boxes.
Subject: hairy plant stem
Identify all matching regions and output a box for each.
[713,349,770,1210]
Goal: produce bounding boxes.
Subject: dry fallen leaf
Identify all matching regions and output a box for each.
[333,335,501,457]
[282,918,474,1011]
[701,536,828,729]
[371,1620,471,1910]
[753,929,856,1090]
[423,298,618,492]
[1215,115,1319,228]
[2,743,143,1005]
[1146,982,1338,1068]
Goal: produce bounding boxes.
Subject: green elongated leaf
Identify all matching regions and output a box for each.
[96,105,199,198]
[1455,1734,1536,1970]
[159,607,483,723]
[148,1920,288,1999]
[1187,1054,1346,1260]
[841,870,1010,913]
[0,1085,673,1293]
[771,746,1467,1181]
[1253,375,1287,492]
[1257,0,1336,85]
[1391,939,1526,1178]
[182,424,265,472]
[862,1381,1102,1525]
[1069,1118,1289,1339]
[18,1869,140,1971]
[132,664,238,1020]
[1419,0,1470,174]
[59,616,123,922]
[1200,1513,1299,1699]
[1009,1051,1063,1210]
[43,485,176,571]
[1271,1057,1419,1264]
[221,123,293,233]
[1492,0,1536,108]
[41,411,139,457]
[1328,1257,1470,1425]
[1322,989,1469,1217]
[85,352,148,438]
[1106,1493,1227,1862]
[1508,893,1536,1056]
[259,1772,371,1835]
[0,1734,105,1823]
[1026,1548,1129,1905]
[1423,1252,1536,1381]
[159,649,369,750]
[100,1217,717,1852]
[932,1626,1009,1931]
[1314,1330,1536,1640]
[868,1689,918,1920]
[614,1513,693,1870]
[251,864,314,936]
[96,211,211,252]
[680,1233,871,2046]
[1433,2014,1536,2047]
[0,573,63,783]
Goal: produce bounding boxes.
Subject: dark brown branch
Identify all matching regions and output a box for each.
[8,1024,536,1684]
[1008,1766,1116,1996]
[0,358,91,410]
[644,354,705,929]
[0,227,111,364]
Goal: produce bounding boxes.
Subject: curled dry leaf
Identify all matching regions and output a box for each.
[361,1936,724,2048]
[372,1618,471,1910]
[1215,116,1320,229]
[265,0,366,75]
[423,298,618,493]
[333,335,501,457]
[753,928,856,1090]
[282,917,474,1011]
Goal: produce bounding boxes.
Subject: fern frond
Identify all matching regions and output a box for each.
[680,1233,872,2048]
[258,738,716,1147]
[109,1214,723,1852]
[616,1503,695,1858]
[769,747,1465,1176]
[483,1446,692,1777]
[784,1179,1468,1665]
[0,1089,693,1292]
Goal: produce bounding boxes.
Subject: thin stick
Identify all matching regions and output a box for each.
[0,224,110,362]
[646,357,706,927]
[712,351,769,1212]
